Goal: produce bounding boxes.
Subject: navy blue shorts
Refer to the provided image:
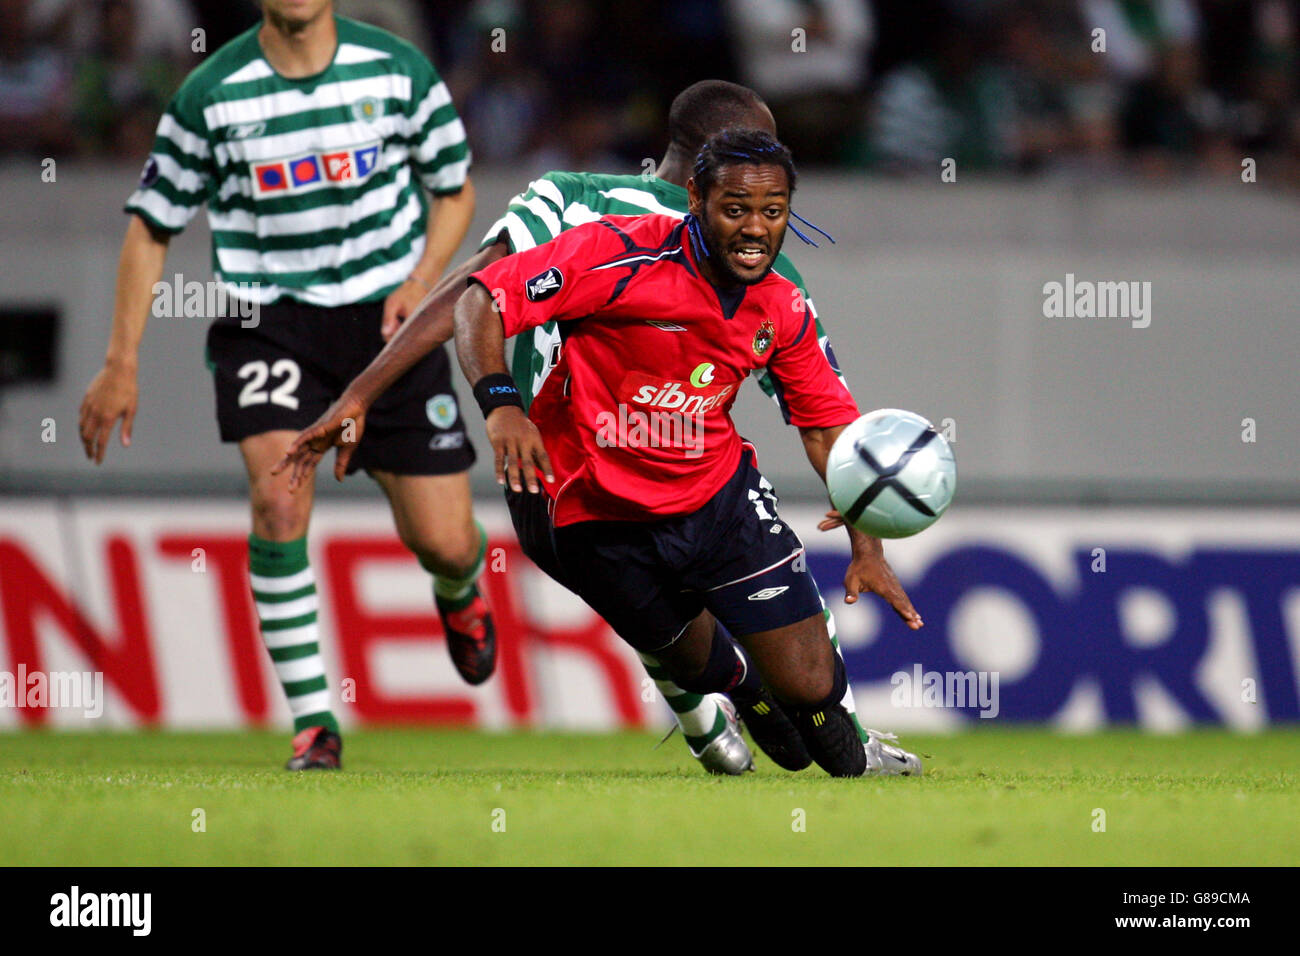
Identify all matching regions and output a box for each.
[506,445,824,652]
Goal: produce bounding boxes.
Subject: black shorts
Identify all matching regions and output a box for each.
[206,299,474,476]
[506,445,824,652]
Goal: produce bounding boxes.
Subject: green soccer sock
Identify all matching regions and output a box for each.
[421,521,487,611]
[248,534,338,734]
[825,603,869,743]
[638,652,727,755]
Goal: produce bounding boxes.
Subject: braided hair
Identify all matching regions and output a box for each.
[691,128,797,201]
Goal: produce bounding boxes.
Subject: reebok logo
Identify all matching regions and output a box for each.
[227,121,266,140]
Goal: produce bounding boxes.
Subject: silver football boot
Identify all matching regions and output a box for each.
[691,695,754,775]
[863,728,923,776]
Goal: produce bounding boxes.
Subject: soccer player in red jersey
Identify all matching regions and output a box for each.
[454,128,920,776]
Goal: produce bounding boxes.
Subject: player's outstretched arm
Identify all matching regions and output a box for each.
[79,214,170,464]
[453,283,553,494]
[272,241,509,489]
[381,177,477,341]
[801,424,924,630]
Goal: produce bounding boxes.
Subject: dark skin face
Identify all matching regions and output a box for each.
[687,163,791,289]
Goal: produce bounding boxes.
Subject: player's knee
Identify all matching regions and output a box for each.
[770,664,835,710]
[250,487,310,541]
[402,522,479,577]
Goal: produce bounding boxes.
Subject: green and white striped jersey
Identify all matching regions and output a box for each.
[125,16,469,307]
[480,171,849,417]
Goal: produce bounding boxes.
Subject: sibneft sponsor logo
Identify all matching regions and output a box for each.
[50,886,151,936]
[627,379,734,416]
[0,666,103,718]
[595,369,736,459]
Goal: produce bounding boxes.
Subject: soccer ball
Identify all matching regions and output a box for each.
[825,409,956,538]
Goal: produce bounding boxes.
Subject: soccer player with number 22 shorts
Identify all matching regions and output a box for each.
[278,83,924,775]
[78,0,496,770]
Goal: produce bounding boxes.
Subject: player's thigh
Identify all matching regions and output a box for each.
[734,611,835,707]
[347,344,475,480]
[370,469,478,569]
[207,317,331,446]
[649,608,721,680]
[505,486,570,588]
[239,430,316,540]
[694,449,824,646]
[552,520,704,654]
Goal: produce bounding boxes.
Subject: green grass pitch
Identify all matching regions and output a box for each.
[1,728,1296,866]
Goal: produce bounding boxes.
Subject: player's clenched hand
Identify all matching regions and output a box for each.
[841,527,924,630]
[79,363,139,464]
[485,405,554,494]
[380,278,428,341]
[272,396,368,489]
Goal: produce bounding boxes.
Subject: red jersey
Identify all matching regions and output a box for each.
[470,214,858,526]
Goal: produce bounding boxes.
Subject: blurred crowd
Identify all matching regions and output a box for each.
[3,0,1299,184]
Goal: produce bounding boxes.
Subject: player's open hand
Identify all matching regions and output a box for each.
[380,278,428,341]
[272,397,368,489]
[485,405,554,493]
[79,363,139,464]
[841,528,924,630]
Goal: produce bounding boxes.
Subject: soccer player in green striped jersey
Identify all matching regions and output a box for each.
[79,0,498,770]
[278,80,923,776]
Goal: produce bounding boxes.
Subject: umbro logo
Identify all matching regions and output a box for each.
[525,267,563,302]
[645,320,686,331]
[747,586,789,601]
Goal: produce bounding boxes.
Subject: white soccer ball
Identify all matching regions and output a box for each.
[825,409,956,538]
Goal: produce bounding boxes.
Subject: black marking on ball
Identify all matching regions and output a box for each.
[845,428,939,524]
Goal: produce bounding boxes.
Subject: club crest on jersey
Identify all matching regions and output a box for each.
[526,267,564,302]
[250,143,381,198]
[752,318,776,356]
[352,96,384,123]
